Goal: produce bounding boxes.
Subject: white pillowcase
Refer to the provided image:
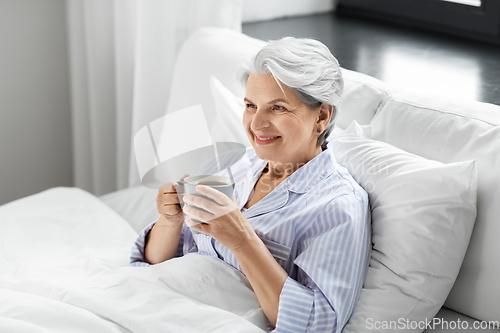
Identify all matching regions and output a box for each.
[100,185,159,233]
[370,91,500,322]
[332,121,478,333]
[209,75,250,148]
[336,68,392,130]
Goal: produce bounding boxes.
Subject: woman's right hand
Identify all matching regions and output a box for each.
[156,175,189,226]
[146,175,189,264]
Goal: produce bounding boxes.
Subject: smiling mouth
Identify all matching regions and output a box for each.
[254,135,281,145]
[257,136,280,141]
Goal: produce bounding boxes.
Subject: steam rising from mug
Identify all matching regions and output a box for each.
[134,104,246,189]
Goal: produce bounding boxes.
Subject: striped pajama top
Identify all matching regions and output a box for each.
[131,142,371,333]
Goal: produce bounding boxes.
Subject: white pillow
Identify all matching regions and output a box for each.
[209,75,250,147]
[337,68,392,130]
[99,185,159,233]
[370,91,500,322]
[331,121,478,333]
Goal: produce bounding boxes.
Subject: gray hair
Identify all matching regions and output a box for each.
[239,37,343,146]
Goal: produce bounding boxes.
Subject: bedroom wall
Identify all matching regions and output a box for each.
[0,0,72,205]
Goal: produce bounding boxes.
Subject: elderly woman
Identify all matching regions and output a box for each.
[131,37,371,333]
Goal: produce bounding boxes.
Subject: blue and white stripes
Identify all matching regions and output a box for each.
[130,143,371,332]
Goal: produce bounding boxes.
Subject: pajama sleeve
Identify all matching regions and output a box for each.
[130,220,189,266]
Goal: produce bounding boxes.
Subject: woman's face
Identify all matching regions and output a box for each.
[243,73,328,167]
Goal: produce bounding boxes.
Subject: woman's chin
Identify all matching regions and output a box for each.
[249,136,285,160]
[253,146,277,161]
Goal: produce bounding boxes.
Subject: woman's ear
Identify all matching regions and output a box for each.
[317,103,333,127]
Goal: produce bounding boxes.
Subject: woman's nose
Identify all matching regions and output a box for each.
[250,107,271,131]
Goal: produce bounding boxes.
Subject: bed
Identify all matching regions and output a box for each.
[0,186,270,332]
[1,27,500,333]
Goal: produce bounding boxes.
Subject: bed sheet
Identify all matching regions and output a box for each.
[0,187,269,333]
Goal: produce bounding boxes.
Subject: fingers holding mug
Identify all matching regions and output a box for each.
[156,176,189,222]
[159,201,183,216]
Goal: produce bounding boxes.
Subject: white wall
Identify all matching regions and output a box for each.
[242,0,337,23]
[0,0,72,205]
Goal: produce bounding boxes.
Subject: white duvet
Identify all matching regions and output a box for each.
[0,187,269,333]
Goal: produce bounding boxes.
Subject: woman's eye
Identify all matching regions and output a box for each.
[273,105,286,111]
[246,103,256,109]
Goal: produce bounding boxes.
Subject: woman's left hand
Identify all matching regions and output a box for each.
[182,185,258,252]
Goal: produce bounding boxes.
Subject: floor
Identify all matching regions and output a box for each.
[242,11,500,107]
